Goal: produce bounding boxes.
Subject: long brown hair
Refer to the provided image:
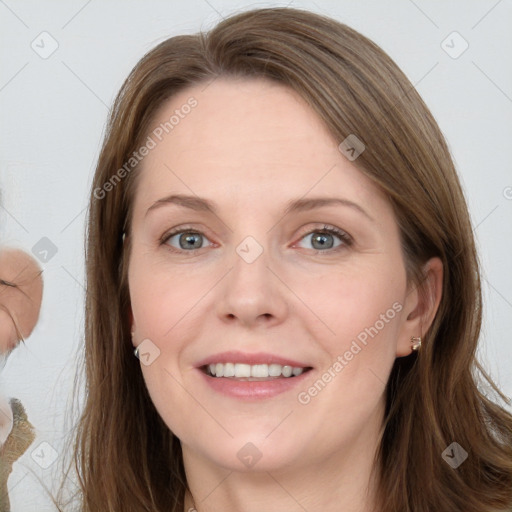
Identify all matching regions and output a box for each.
[65,7,512,511]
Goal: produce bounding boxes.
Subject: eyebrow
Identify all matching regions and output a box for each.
[145,194,374,222]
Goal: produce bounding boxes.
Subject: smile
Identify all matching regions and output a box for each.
[204,362,309,379]
[195,351,314,398]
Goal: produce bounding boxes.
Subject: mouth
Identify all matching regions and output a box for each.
[201,362,313,380]
[195,351,314,399]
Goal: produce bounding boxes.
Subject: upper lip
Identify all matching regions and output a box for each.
[195,351,312,369]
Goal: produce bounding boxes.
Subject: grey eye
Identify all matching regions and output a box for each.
[297,231,344,251]
[311,233,335,250]
[166,231,207,250]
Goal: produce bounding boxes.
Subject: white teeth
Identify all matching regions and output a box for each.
[269,364,282,377]
[223,362,235,377]
[206,362,307,378]
[251,364,268,378]
[281,365,293,377]
[235,363,251,378]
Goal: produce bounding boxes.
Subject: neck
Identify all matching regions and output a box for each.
[182,404,384,512]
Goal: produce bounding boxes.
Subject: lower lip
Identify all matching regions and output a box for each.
[197,368,313,400]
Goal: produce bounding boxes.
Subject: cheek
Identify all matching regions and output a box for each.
[289,273,404,457]
[129,260,202,438]
[298,263,405,346]
[294,262,405,407]
[128,252,212,340]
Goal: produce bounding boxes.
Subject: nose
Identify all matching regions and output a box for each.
[215,241,289,329]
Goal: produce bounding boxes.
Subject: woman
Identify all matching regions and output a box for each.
[67,7,512,512]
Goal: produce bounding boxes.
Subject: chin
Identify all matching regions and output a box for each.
[182,427,310,474]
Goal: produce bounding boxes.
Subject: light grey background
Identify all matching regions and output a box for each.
[1,1,511,510]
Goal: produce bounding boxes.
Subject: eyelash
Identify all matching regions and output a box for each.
[296,225,353,253]
[160,224,353,255]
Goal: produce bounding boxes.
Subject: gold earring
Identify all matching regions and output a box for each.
[411,336,422,351]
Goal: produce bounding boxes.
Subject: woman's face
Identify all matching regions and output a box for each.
[128,78,424,472]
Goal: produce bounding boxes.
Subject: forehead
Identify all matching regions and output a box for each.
[133,77,388,216]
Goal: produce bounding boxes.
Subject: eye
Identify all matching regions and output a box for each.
[295,225,352,252]
[162,229,211,252]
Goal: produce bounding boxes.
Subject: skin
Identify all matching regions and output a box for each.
[128,78,443,512]
[0,248,43,446]
[0,394,12,447]
[0,248,43,354]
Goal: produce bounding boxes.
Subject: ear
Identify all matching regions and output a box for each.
[396,257,443,357]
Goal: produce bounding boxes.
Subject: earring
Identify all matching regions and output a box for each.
[131,330,139,359]
[411,336,422,351]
